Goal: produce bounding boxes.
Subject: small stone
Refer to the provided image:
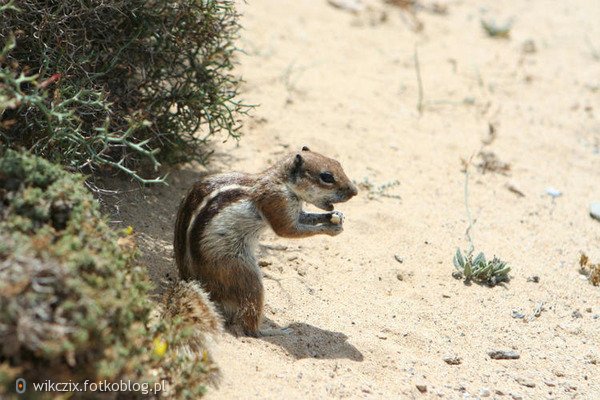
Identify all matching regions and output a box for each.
[510,393,523,400]
[327,0,364,13]
[258,260,272,267]
[443,355,462,365]
[488,350,520,360]
[452,271,463,279]
[590,202,600,221]
[544,380,556,387]
[396,272,404,281]
[394,254,404,263]
[506,182,525,197]
[479,388,491,397]
[511,310,525,319]
[526,275,540,283]
[585,307,592,313]
[545,187,562,198]
[416,383,427,393]
[515,377,536,388]
[572,310,583,319]
[296,265,308,276]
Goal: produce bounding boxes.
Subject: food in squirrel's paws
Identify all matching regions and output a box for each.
[330,212,343,225]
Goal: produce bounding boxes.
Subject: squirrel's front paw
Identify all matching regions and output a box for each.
[325,223,344,236]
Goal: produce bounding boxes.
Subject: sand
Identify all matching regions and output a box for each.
[104,0,600,398]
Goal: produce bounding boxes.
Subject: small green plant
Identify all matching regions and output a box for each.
[453,161,510,286]
[453,249,510,285]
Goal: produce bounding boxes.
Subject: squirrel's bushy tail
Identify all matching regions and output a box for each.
[161,280,223,342]
[157,280,224,385]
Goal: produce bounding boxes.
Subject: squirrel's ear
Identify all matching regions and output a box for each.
[293,153,303,167]
[301,146,311,152]
[290,153,303,179]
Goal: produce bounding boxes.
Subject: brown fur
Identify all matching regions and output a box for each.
[162,280,223,335]
[160,281,223,383]
[174,182,209,279]
[174,148,357,336]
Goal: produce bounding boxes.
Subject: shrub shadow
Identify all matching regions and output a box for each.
[97,164,217,294]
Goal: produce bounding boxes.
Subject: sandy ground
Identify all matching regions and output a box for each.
[104,0,600,398]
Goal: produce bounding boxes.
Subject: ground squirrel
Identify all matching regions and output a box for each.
[173,147,358,336]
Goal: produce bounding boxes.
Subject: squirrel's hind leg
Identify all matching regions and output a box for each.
[215,262,265,337]
[209,259,292,338]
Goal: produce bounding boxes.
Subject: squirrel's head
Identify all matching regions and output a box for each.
[286,146,358,211]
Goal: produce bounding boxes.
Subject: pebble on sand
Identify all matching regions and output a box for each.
[327,0,364,13]
[488,350,520,360]
[590,202,600,221]
[443,355,462,365]
[515,377,536,388]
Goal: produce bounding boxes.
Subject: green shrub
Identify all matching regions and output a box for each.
[0,0,247,184]
[0,150,217,399]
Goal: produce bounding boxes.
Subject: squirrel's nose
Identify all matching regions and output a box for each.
[347,184,358,197]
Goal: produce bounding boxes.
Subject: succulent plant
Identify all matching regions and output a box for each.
[453,248,510,286]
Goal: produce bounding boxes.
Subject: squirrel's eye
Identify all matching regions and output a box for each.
[319,172,335,184]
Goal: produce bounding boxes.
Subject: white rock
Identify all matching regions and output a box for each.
[590,202,600,221]
[545,187,562,198]
[327,0,364,13]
